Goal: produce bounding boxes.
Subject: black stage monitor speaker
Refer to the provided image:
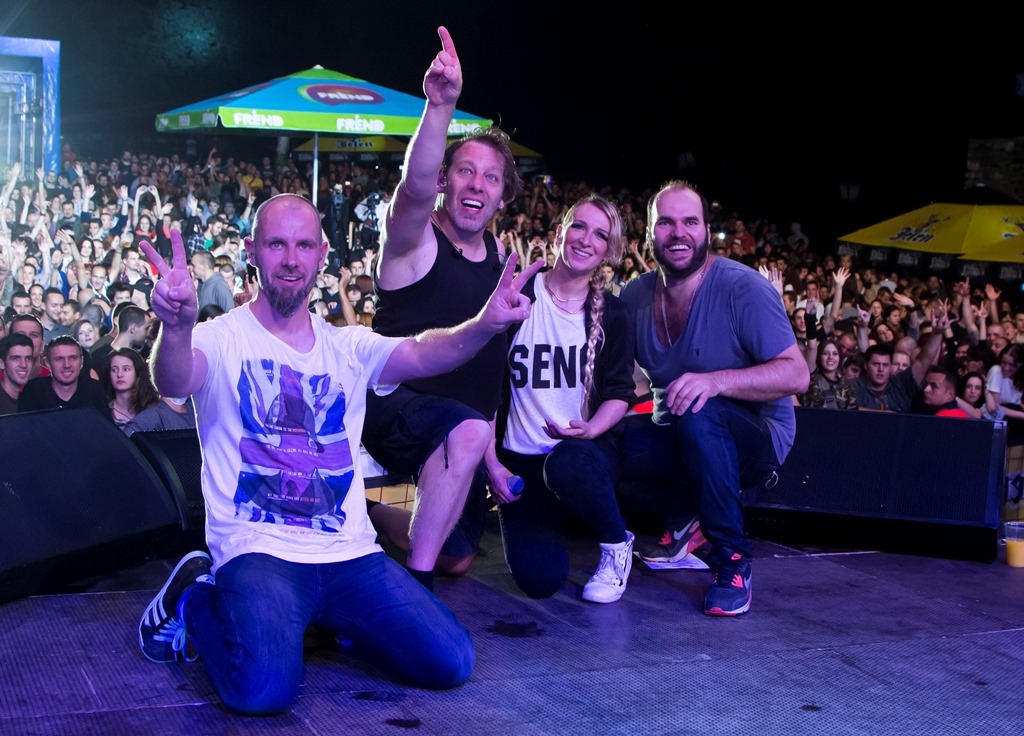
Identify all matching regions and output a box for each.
[744,408,1006,562]
[0,409,181,603]
[129,428,204,535]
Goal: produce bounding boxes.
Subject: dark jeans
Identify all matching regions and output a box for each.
[619,397,777,558]
[497,436,626,599]
[184,551,474,716]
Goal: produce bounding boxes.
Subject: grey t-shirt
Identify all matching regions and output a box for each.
[620,258,798,464]
[123,397,197,435]
[853,369,922,413]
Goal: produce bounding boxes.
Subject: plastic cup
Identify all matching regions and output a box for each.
[1005,521,1024,568]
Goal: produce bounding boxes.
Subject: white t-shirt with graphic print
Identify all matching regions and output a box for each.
[191,304,401,572]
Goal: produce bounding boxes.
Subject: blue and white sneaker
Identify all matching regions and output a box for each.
[138,550,213,663]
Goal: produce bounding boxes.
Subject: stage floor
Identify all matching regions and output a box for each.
[2,511,1022,736]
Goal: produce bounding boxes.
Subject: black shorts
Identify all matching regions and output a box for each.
[362,385,490,558]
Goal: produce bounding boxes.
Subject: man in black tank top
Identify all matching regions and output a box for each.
[361,27,524,590]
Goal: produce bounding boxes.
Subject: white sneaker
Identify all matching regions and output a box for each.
[582,531,634,604]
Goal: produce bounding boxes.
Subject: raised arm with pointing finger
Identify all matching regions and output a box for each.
[376,25,463,287]
[362,26,526,588]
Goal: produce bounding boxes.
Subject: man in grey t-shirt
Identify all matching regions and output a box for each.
[619,181,809,618]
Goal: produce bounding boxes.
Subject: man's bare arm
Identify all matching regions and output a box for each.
[663,343,810,415]
[377,26,461,288]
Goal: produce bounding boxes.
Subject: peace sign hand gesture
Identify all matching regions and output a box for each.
[476,252,544,333]
[139,229,197,330]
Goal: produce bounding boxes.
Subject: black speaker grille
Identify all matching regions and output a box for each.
[745,408,1006,561]
[757,409,1004,525]
[0,409,180,601]
[130,429,205,532]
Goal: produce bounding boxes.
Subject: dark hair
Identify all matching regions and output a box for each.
[192,250,216,270]
[925,364,959,393]
[0,333,33,362]
[116,304,147,332]
[844,352,866,374]
[101,347,160,413]
[441,126,523,205]
[106,280,132,302]
[815,338,844,375]
[958,370,986,408]
[197,304,226,323]
[864,343,894,362]
[44,334,85,360]
[10,313,43,334]
[355,294,375,314]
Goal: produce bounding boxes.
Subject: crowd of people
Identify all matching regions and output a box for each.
[1,25,1022,718]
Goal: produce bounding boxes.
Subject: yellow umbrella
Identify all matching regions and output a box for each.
[958,233,1024,263]
[839,202,1024,255]
[294,135,408,153]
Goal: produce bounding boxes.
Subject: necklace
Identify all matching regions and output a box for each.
[543,273,587,302]
[660,259,708,347]
[544,273,586,315]
[112,404,134,421]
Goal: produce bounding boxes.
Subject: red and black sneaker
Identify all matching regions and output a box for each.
[637,516,706,563]
[703,550,752,616]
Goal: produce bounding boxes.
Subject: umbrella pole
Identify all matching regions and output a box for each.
[312,132,319,208]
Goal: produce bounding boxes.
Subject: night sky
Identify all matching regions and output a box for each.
[4,1,1023,247]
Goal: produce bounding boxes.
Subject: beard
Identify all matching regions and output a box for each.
[653,234,711,280]
[261,270,318,318]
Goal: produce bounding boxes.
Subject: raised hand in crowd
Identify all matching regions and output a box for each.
[984,283,1002,321]
[891,291,915,309]
[929,298,952,330]
[758,264,784,297]
[832,265,850,293]
[855,304,872,352]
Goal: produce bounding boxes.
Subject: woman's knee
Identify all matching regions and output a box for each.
[506,542,568,599]
[511,569,564,599]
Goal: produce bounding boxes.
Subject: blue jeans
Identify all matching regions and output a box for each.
[183,551,474,716]
[497,436,626,598]
[619,398,777,558]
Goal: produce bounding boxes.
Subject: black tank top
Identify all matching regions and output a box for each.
[372,224,506,418]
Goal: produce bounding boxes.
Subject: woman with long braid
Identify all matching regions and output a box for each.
[486,194,638,603]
